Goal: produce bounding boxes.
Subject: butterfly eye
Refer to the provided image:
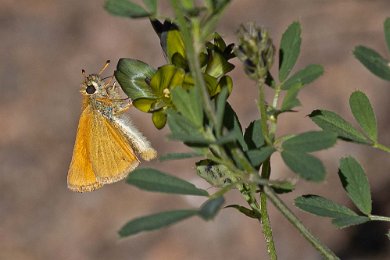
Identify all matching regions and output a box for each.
[86,84,96,94]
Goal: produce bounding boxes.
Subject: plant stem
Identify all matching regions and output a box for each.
[257,78,271,145]
[258,160,276,259]
[171,0,218,128]
[373,143,390,153]
[369,215,390,222]
[263,186,339,260]
[269,84,282,137]
[259,192,277,260]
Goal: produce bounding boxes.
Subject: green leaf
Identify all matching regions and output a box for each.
[295,195,357,218]
[353,45,390,81]
[225,204,259,219]
[309,110,371,144]
[269,180,295,194]
[159,152,201,161]
[215,131,239,145]
[332,216,369,229]
[115,58,157,100]
[105,0,150,18]
[339,157,372,215]
[167,109,208,143]
[281,151,325,182]
[198,196,225,220]
[282,64,324,90]
[246,147,275,167]
[223,103,247,150]
[244,120,265,150]
[279,22,302,81]
[282,131,337,153]
[385,18,390,53]
[281,82,302,111]
[196,160,236,188]
[386,230,390,240]
[126,168,208,196]
[171,87,203,128]
[143,0,157,13]
[215,87,229,133]
[152,109,167,129]
[349,91,378,142]
[119,209,198,237]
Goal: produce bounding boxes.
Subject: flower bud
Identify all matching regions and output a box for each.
[235,23,275,80]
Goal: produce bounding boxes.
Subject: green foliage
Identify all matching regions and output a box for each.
[126,168,208,196]
[296,156,374,229]
[354,46,390,81]
[309,109,370,144]
[115,59,157,100]
[246,147,275,168]
[119,210,198,237]
[268,180,295,194]
[198,196,225,220]
[295,195,370,229]
[332,216,370,229]
[281,64,324,90]
[104,2,390,258]
[349,91,378,142]
[225,204,260,218]
[118,196,224,237]
[159,152,201,161]
[281,131,337,153]
[279,22,301,81]
[281,151,325,182]
[244,120,265,150]
[280,131,337,181]
[105,0,151,18]
[196,160,237,188]
[280,82,302,111]
[339,157,372,215]
[171,87,203,128]
[295,195,358,219]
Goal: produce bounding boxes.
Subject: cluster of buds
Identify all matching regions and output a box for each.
[115,20,235,129]
[235,23,275,80]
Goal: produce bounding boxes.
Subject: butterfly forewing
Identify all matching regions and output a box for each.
[67,106,103,192]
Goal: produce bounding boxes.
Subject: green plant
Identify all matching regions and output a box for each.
[102,0,390,259]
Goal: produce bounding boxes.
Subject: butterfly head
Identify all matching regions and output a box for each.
[81,74,105,96]
[80,60,112,98]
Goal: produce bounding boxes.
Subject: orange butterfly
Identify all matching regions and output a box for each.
[67,61,157,192]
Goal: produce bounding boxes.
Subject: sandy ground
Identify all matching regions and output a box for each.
[1,0,389,259]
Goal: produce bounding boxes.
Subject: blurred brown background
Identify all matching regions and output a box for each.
[1,0,389,259]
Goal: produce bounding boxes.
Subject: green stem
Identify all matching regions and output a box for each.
[259,160,276,259]
[269,84,282,137]
[257,78,271,145]
[369,215,390,222]
[259,192,276,260]
[239,182,276,260]
[373,143,390,153]
[171,0,218,128]
[263,186,339,260]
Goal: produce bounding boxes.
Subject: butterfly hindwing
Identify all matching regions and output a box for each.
[89,109,139,184]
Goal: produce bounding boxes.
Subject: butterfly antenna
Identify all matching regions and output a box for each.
[98,60,110,75]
